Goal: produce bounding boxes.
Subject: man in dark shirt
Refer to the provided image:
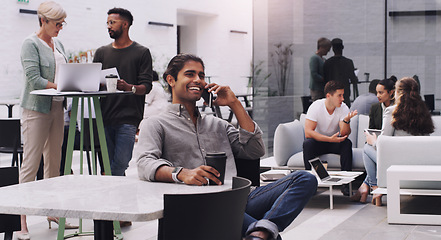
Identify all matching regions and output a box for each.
[309,37,331,101]
[323,38,358,108]
[93,7,153,177]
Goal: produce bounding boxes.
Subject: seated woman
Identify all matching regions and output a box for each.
[368,76,396,130]
[352,77,434,205]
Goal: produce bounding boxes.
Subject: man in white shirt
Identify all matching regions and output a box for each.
[303,81,357,194]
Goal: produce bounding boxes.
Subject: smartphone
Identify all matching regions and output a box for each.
[201,88,213,108]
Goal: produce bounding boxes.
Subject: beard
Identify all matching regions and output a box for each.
[108,27,123,39]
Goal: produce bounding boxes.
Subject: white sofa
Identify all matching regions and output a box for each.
[377,115,441,189]
[273,114,369,171]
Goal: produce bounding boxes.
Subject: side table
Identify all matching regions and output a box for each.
[387,165,441,225]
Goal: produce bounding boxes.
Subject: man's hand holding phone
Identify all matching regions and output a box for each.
[201,88,213,108]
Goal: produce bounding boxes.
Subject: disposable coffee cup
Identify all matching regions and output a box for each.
[105,74,118,92]
[205,152,227,185]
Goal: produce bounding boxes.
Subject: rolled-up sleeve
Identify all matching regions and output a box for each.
[228,121,265,159]
[136,118,172,181]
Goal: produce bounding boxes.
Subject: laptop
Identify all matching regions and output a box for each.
[309,158,343,183]
[56,63,102,92]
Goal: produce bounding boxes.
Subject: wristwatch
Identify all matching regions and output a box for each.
[171,167,183,183]
[131,85,136,94]
[343,119,350,124]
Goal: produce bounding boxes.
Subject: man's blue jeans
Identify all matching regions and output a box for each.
[243,171,318,239]
[104,124,137,176]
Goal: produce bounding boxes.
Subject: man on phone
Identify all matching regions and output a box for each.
[136,54,317,240]
[303,81,357,195]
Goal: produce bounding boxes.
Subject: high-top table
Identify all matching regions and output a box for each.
[30,89,132,176]
[0,175,232,240]
[30,89,132,239]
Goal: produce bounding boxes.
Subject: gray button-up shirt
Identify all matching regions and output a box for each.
[136,104,265,182]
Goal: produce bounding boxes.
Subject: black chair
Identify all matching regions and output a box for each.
[0,167,20,240]
[0,119,23,167]
[424,94,435,113]
[301,96,312,114]
[235,158,260,187]
[158,176,251,240]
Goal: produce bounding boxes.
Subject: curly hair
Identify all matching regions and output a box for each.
[392,77,434,135]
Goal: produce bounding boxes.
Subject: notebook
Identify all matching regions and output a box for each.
[56,63,102,92]
[309,158,343,183]
[260,170,291,182]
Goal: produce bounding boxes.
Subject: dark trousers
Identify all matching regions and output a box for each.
[303,138,353,171]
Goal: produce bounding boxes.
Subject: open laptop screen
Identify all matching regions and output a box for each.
[56,63,102,92]
[309,158,330,180]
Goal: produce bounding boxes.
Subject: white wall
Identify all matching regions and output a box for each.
[1,0,252,102]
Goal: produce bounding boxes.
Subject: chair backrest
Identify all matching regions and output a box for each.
[424,94,435,112]
[0,167,20,232]
[0,119,21,149]
[274,120,304,166]
[159,176,251,240]
[301,96,312,114]
[235,157,260,187]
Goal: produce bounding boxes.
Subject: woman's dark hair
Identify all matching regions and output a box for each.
[108,8,133,26]
[377,75,397,104]
[392,77,434,135]
[163,54,205,94]
[378,76,396,92]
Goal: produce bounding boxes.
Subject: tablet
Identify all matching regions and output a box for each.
[364,128,381,136]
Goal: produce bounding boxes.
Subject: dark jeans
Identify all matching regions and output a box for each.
[303,138,353,171]
[243,171,318,239]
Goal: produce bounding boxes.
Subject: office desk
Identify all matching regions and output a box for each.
[0,175,232,240]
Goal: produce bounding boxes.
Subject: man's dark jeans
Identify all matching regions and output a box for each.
[302,138,353,171]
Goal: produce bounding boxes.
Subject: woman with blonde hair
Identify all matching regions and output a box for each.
[352,77,434,206]
[18,1,77,239]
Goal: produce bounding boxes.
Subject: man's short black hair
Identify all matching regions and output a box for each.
[163,53,205,94]
[324,81,345,95]
[108,8,133,26]
[331,38,344,50]
[369,79,380,94]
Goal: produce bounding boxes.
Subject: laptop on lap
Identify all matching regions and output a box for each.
[309,158,343,183]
